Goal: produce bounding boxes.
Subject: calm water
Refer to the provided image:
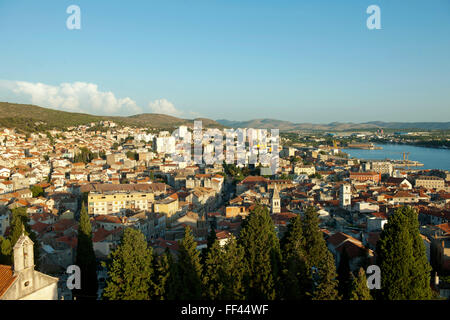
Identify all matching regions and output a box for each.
[343,143,450,171]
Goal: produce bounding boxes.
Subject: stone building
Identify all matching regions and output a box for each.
[271,185,281,214]
[0,234,59,300]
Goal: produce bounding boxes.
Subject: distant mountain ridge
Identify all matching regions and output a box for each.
[216,119,450,131]
[0,102,224,131]
[0,102,448,132]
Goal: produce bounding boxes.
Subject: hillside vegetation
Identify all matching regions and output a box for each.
[0,102,224,132]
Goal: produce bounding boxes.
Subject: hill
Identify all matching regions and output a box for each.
[0,102,224,132]
[216,119,450,131]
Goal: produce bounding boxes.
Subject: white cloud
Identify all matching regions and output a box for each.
[147,99,184,117]
[0,80,141,115]
[0,80,202,118]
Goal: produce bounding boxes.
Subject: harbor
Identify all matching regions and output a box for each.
[343,143,450,171]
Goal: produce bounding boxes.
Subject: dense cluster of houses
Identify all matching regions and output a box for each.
[0,123,449,299]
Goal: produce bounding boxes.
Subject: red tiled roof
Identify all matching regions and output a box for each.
[94,215,122,224]
[92,227,121,243]
[52,219,77,232]
[215,230,232,240]
[327,232,352,247]
[31,221,51,234]
[56,236,78,248]
[152,238,180,251]
[240,176,268,184]
[436,223,450,235]
[0,265,16,298]
[371,212,388,219]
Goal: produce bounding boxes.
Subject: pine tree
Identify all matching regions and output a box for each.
[337,247,352,299]
[73,203,98,300]
[402,206,433,299]
[201,226,217,263]
[165,248,181,300]
[302,206,339,300]
[6,208,40,270]
[280,214,309,300]
[203,237,246,300]
[238,205,281,300]
[103,228,154,300]
[0,237,12,265]
[174,226,203,300]
[350,268,372,300]
[151,249,172,300]
[376,206,433,300]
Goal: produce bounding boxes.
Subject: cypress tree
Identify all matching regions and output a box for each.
[201,226,217,263]
[165,248,181,300]
[337,247,352,300]
[402,206,433,299]
[349,268,372,300]
[175,226,203,300]
[0,237,12,265]
[151,249,172,300]
[6,208,40,270]
[377,207,414,299]
[203,237,246,300]
[280,214,309,300]
[376,206,433,300]
[103,228,154,300]
[302,206,339,300]
[73,203,98,300]
[238,205,281,300]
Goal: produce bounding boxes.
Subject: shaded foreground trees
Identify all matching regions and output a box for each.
[73,203,98,300]
[0,207,40,269]
[376,206,433,300]
[101,205,434,300]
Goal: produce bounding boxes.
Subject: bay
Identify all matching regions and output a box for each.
[342,143,450,171]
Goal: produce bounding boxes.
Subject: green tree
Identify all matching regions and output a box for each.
[238,205,281,300]
[302,206,339,300]
[349,268,372,300]
[6,208,41,270]
[126,151,138,161]
[376,206,433,300]
[0,237,12,265]
[203,237,246,300]
[337,247,352,299]
[201,226,217,263]
[280,214,310,300]
[173,226,203,300]
[103,228,154,300]
[73,203,98,300]
[30,185,44,198]
[151,249,173,300]
[403,206,433,299]
[73,147,93,164]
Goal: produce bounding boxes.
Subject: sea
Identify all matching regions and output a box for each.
[342,143,450,171]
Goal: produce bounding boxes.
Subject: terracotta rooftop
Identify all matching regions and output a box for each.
[0,265,16,298]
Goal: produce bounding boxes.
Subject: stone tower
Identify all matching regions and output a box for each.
[0,232,59,300]
[13,233,34,274]
[339,184,351,209]
[12,233,36,295]
[271,184,281,214]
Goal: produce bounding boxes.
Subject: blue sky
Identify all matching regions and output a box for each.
[0,0,449,123]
